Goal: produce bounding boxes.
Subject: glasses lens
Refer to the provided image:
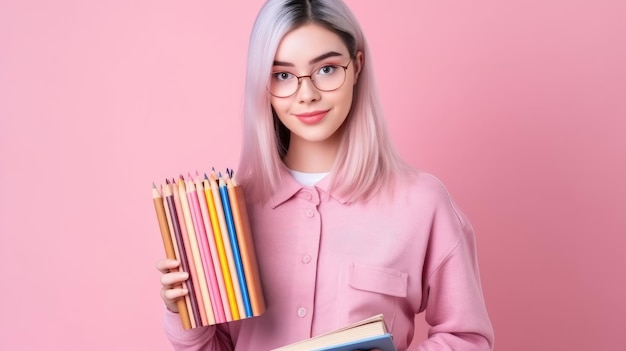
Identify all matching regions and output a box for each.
[312,65,347,92]
[269,72,298,98]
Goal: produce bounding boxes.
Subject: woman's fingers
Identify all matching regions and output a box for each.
[162,287,189,301]
[156,258,189,312]
[160,271,189,288]
[156,258,180,274]
[160,286,189,313]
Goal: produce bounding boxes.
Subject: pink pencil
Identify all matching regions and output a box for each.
[178,177,215,325]
[194,172,228,323]
[172,179,210,326]
[187,176,226,323]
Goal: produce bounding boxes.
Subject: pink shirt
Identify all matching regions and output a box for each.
[164,170,494,350]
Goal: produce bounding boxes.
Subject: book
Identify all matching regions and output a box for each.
[271,314,397,351]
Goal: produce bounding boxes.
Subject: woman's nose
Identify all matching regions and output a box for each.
[296,76,321,102]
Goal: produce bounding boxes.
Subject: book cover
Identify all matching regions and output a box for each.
[271,314,397,351]
[313,333,396,351]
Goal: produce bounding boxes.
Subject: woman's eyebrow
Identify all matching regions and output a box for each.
[273,51,344,67]
[309,51,343,64]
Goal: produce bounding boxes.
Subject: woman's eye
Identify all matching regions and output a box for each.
[317,65,337,75]
[273,72,294,81]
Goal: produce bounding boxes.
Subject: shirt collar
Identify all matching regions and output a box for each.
[269,165,350,208]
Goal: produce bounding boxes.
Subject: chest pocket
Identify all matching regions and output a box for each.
[348,262,408,298]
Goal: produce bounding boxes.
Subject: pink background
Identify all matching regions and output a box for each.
[1,1,624,350]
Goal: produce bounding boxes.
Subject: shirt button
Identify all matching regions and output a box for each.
[304,192,312,200]
[302,255,311,264]
[305,209,314,217]
[297,307,307,317]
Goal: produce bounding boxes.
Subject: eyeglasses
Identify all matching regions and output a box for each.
[268,61,352,98]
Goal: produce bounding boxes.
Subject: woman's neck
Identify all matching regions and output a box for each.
[283,134,341,173]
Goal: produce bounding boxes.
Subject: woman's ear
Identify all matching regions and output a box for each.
[353,51,364,84]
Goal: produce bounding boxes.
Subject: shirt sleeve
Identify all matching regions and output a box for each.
[163,309,234,351]
[413,196,495,351]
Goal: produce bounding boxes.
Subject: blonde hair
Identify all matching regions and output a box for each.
[237,0,410,202]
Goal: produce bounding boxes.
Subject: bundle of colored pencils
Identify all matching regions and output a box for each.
[151,169,265,329]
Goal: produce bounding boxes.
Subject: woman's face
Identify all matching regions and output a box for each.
[270,23,362,149]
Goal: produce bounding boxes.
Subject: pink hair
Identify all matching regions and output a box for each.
[237,0,410,203]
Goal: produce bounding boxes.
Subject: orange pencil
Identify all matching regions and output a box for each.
[226,174,266,316]
[171,179,206,326]
[152,183,192,329]
[162,184,195,328]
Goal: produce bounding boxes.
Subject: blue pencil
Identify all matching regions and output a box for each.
[218,174,253,318]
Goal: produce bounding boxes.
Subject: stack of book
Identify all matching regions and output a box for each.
[152,169,265,329]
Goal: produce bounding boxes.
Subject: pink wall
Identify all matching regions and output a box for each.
[1,1,624,350]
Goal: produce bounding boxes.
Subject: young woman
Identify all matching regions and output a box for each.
[156,1,494,350]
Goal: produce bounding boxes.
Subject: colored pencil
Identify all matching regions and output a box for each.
[151,168,265,327]
[204,175,236,321]
[194,173,227,323]
[152,183,192,329]
[171,179,206,326]
[161,187,196,328]
[177,177,215,325]
[163,183,197,328]
[219,175,253,318]
[226,175,266,316]
[209,170,243,320]
[187,176,225,324]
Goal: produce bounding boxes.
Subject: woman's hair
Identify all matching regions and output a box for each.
[237,0,410,202]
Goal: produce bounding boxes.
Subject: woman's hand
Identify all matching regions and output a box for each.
[156,258,189,313]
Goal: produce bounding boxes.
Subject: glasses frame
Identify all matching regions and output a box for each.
[268,60,352,98]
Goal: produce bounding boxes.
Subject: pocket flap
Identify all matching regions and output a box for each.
[348,262,408,298]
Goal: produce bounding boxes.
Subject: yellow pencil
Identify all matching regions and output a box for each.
[194,174,227,323]
[211,171,246,319]
[206,172,240,320]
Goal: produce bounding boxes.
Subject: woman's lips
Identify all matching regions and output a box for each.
[294,110,329,125]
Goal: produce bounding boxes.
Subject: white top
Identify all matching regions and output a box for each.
[288,169,329,186]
